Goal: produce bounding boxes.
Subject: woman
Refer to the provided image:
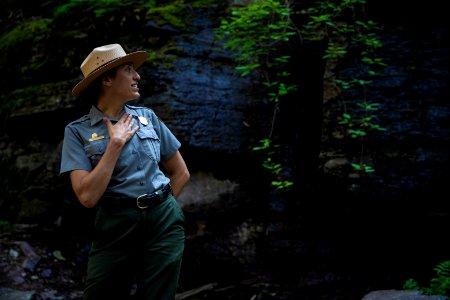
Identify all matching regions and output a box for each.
[60,44,190,300]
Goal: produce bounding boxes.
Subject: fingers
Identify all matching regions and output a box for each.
[122,114,140,136]
[131,125,139,134]
[122,113,137,129]
[121,112,132,122]
[104,113,139,133]
[102,117,113,128]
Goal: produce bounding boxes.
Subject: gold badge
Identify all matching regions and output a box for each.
[88,133,105,141]
[138,116,148,126]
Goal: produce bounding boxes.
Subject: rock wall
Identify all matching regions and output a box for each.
[0,1,449,298]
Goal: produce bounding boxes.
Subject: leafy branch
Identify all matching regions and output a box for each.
[300,0,387,173]
[216,0,297,189]
[404,260,450,298]
[217,0,386,185]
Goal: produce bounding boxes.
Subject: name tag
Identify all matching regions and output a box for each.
[139,116,148,126]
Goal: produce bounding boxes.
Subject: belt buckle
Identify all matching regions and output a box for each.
[136,194,149,209]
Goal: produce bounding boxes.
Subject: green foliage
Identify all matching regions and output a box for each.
[216,0,297,189]
[52,0,156,19]
[217,0,386,185]
[351,163,374,173]
[146,1,186,30]
[217,0,297,102]
[323,42,347,59]
[300,0,386,173]
[217,0,294,61]
[51,0,187,30]
[339,103,386,138]
[271,180,293,189]
[252,138,293,189]
[1,0,199,116]
[252,139,281,174]
[0,19,50,52]
[404,260,450,298]
[338,100,386,173]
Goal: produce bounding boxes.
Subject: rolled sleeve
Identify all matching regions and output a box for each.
[60,125,92,175]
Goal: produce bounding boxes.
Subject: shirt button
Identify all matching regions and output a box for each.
[139,182,144,186]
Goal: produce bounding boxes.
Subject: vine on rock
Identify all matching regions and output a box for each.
[216,0,386,190]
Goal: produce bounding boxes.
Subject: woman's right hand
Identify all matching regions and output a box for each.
[103,113,139,146]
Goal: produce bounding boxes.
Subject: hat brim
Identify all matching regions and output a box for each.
[72,51,148,97]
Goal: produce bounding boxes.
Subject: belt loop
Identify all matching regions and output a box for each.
[157,189,164,200]
[168,182,173,195]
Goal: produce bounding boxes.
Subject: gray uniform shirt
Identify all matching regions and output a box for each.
[60,104,181,198]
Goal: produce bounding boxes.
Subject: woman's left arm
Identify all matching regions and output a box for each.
[162,150,190,198]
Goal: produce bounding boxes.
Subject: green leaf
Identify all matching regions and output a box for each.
[53,250,66,261]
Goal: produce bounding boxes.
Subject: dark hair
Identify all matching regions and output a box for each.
[78,67,118,106]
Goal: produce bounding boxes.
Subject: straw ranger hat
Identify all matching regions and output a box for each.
[72,43,148,96]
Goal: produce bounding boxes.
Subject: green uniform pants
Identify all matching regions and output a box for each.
[83,195,185,300]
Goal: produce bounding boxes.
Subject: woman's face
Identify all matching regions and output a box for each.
[108,63,142,101]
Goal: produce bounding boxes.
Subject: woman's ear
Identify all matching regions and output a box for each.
[102,75,113,87]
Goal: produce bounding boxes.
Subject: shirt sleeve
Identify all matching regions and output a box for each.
[148,110,181,161]
[60,125,92,175]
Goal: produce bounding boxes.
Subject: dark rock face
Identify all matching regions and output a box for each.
[0,2,449,299]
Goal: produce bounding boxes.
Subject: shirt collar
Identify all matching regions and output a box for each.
[88,105,138,126]
[89,105,105,126]
[123,104,138,117]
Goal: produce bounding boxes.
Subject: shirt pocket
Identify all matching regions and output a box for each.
[136,127,161,162]
[84,138,108,167]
